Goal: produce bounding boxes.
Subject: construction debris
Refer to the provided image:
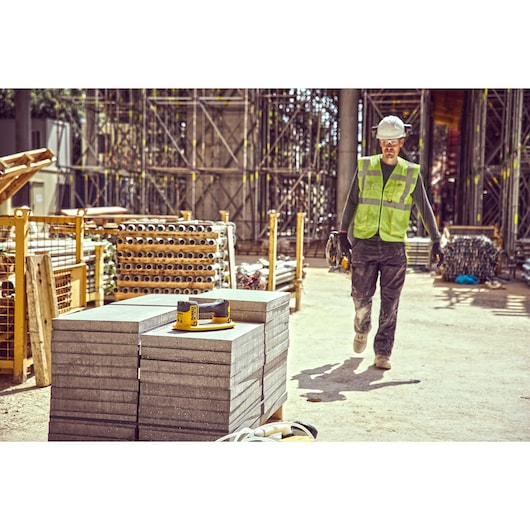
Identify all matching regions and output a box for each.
[236,257,301,291]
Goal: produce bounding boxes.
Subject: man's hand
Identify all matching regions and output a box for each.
[431,242,444,267]
[339,232,351,256]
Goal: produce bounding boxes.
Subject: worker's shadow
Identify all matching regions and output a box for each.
[291,357,420,403]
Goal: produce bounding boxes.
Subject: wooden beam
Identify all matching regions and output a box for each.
[25,253,58,387]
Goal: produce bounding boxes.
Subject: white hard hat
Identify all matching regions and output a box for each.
[376,115,408,140]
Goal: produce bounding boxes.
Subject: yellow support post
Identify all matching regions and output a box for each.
[74,208,86,264]
[94,243,105,307]
[13,207,30,384]
[294,212,306,311]
[267,211,278,291]
[74,209,87,308]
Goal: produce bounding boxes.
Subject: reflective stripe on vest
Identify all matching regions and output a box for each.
[354,155,420,242]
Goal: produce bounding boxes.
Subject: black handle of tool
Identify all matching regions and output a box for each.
[198,299,230,318]
[177,299,230,318]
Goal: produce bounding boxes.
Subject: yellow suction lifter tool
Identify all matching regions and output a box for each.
[173,299,235,331]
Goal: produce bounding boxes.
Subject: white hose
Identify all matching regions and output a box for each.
[215,421,316,442]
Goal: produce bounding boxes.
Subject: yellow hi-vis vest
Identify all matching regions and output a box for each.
[353,155,420,242]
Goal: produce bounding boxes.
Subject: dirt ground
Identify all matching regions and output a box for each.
[284,262,530,442]
[1,260,530,443]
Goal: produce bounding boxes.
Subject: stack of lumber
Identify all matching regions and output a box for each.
[48,304,176,441]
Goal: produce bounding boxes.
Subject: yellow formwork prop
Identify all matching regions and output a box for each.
[294,212,305,312]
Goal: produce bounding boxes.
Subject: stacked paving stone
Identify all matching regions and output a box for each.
[48,304,177,441]
[112,292,267,439]
[48,289,290,441]
[137,321,265,441]
[191,288,290,424]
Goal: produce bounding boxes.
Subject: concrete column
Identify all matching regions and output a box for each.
[13,89,32,206]
[336,89,359,225]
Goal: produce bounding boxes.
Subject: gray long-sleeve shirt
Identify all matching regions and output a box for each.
[340,157,441,243]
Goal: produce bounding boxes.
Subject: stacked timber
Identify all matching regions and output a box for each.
[48,304,177,441]
[114,220,234,299]
[137,321,265,441]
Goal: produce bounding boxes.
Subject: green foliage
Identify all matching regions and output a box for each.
[0,88,85,123]
[0,89,16,118]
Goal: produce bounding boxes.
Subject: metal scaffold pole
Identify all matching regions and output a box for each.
[502,89,523,260]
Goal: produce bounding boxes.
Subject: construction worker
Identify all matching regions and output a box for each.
[339,115,443,370]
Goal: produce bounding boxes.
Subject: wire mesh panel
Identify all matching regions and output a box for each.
[0,217,18,370]
[0,280,15,365]
[0,211,88,380]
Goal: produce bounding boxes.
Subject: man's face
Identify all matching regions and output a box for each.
[379,137,405,164]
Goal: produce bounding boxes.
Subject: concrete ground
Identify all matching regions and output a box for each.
[285,259,530,442]
[1,259,529,443]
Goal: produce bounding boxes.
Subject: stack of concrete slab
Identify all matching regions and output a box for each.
[191,288,290,424]
[137,321,265,441]
[48,288,291,442]
[48,304,177,441]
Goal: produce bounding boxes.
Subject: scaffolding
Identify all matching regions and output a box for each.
[362,88,530,264]
[47,88,530,263]
[55,89,339,249]
[458,89,530,260]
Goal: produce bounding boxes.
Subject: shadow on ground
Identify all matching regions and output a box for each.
[291,356,421,403]
[432,278,530,317]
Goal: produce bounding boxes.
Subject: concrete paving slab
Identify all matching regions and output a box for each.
[49,397,137,420]
[140,321,264,351]
[51,386,138,405]
[139,377,261,404]
[48,418,136,441]
[50,361,138,380]
[51,342,139,359]
[52,304,176,333]
[50,374,139,391]
[191,288,290,312]
[51,330,140,345]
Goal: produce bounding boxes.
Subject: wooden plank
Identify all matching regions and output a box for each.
[25,253,58,387]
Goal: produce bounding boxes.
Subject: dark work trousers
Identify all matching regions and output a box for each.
[349,238,408,357]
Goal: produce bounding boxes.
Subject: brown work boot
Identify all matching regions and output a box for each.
[374,354,391,370]
[353,333,368,353]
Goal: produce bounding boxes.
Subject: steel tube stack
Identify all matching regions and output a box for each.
[114,220,234,299]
